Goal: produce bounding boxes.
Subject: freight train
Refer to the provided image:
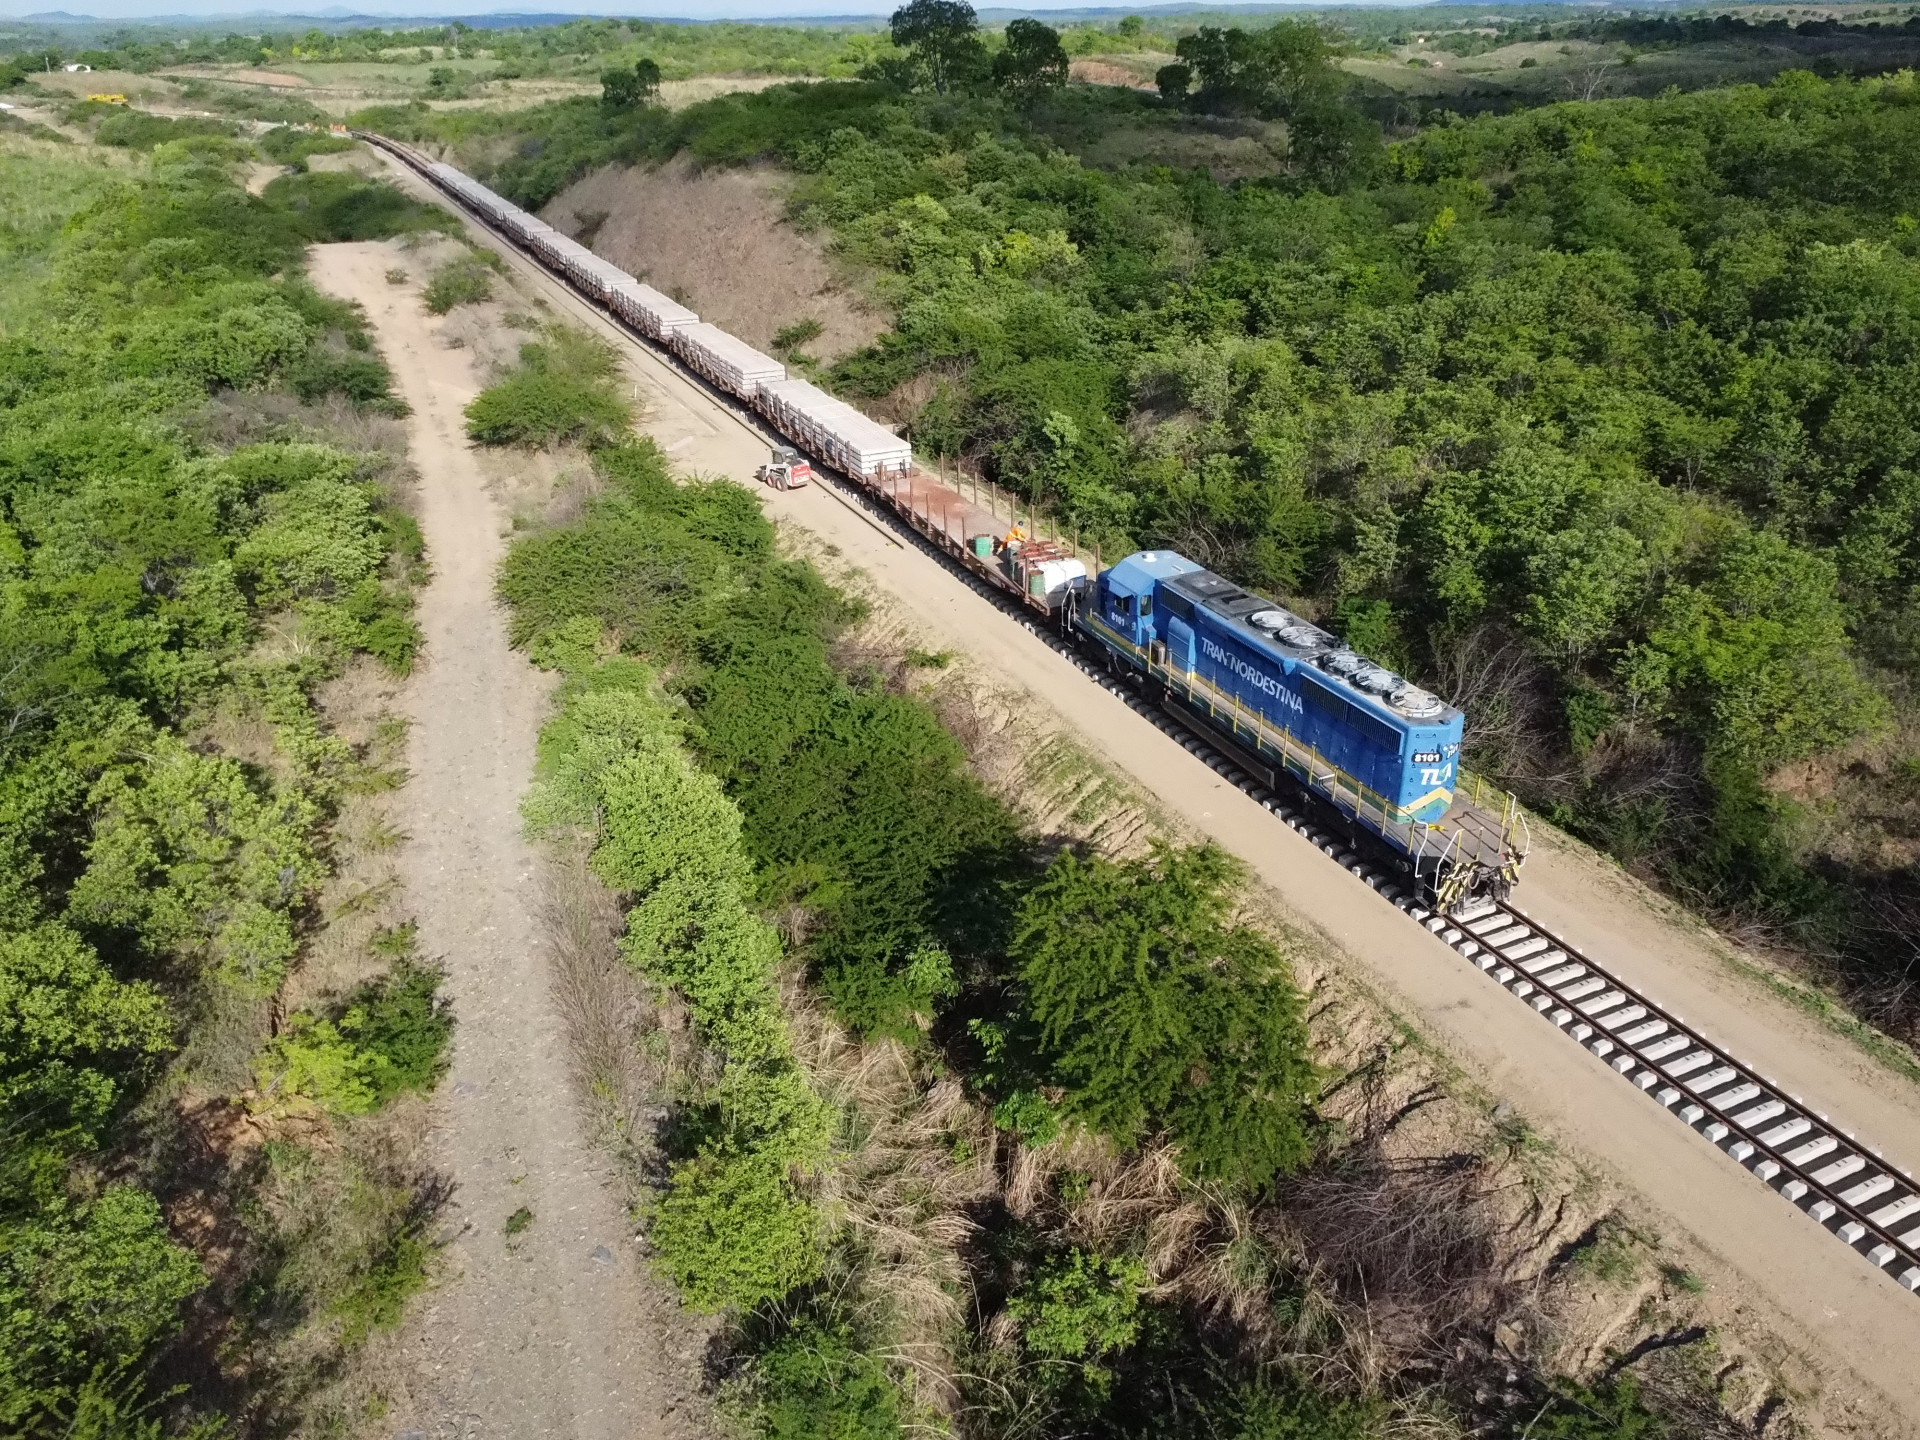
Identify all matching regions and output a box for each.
[357,134,1527,909]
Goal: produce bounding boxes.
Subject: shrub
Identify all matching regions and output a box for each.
[252,962,452,1116]
[233,464,386,603]
[344,576,422,674]
[1008,843,1318,1190]
[1009,1249,1150,1364]
[754,1318,905,1440]
[771,317,824,355]
[464,332,631,448]
[1207,1367,1382,1440]
[1525,1374,1669,1439]
[258,124,356,166]
[649,1149,823,1312]
[65,733,328,994]
[288,348,397,405]
[422,254,495,315]
[334,1231,429,1346]
[263,169,457,242]
[94,110,237,151]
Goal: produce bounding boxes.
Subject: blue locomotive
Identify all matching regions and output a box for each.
[1073,550,1526,908]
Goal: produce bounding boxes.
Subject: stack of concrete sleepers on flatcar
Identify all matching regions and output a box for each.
[431,166,501,224]
[609,280,698,340]
[430,164,532,237]
[671,322,784,399]
[540,232,632,300]
[574,251,635,302]
[426,163,479,212]
[755,377,912,479]
[487,191,552,247]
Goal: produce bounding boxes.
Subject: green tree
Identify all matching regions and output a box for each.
[0,1187,206,1430]
[888,0,987,94]
[601,57,661,108]
[1171,22,1340,118]
[0,923,173,1154]
[1636,528,1882,767]
[1008,844,1317,1190]
[993,19,1069,99]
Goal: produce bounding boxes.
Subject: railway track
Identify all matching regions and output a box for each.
[359,127,1920,1303]
[1157,721,1920,1300]
[802,448,1920,1301]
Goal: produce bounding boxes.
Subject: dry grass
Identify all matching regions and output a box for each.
[783,981,999,1409]
[537,843,687,1169]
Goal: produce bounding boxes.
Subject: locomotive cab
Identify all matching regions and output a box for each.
[1094,550,1202,653]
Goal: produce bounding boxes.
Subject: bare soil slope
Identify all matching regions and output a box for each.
[307,240,708,1440]
[544,157,885,361]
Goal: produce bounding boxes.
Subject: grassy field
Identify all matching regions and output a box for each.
[1341,28,1920,111]
[15,4,1917,131]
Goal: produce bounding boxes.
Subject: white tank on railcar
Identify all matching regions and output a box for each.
[671,322,784,400]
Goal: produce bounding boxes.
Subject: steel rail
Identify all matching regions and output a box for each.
[1138,702,1920,1294]
[1426,896,1920,1288]
[353,127,1920,1300]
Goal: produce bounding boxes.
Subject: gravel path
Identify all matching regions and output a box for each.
[308,242,703,1440]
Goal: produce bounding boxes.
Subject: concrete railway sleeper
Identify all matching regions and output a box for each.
[357,125,1920,1305]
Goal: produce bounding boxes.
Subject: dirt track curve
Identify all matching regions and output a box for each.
[309,242,702,1440]
[361,150,1920,1431]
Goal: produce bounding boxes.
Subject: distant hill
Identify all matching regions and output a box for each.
[2,0,1537,29]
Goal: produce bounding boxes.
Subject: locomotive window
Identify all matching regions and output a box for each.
[1139,594,1153,618]
[1117,595,1135,618]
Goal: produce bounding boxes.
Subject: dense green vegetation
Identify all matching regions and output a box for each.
[499,433,1369,1434]
[0,11,1894,1430]
[0,134,451,1432]
[447,58,1920,1046]
[495,424,1703,1437]
[0,13,891,84]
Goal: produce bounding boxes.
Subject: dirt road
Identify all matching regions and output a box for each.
[366,151,1920,1430]
[308,242,702,1440]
